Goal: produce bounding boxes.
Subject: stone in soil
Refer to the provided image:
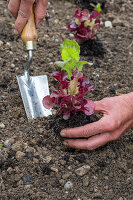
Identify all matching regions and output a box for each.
[75,165,91,176]
[15,151,25,160]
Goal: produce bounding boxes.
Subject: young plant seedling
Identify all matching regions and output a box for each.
[55,40,93,79]
[43,40,95,120]
[7,21,13,26]
[68,8,101,43]
[43,69,95,120]
[90,3,102,13]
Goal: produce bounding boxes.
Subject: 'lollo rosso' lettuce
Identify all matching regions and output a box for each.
[68,9,101,43]
[43,69,95,120]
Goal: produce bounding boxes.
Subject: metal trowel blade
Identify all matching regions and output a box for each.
[17,74,52,120]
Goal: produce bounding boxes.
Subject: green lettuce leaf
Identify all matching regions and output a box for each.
[60,40,80,62]
[62,58,77,79]
[55,40,93,79]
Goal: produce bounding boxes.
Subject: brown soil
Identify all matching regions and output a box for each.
[0,0,133,200]
[75,0,107,11]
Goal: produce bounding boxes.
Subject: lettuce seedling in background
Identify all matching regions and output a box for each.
[55,40,93,79]
[43,69,95,120]
[90,3,102,13]
[94,3,102,13]
[68,8,101,43]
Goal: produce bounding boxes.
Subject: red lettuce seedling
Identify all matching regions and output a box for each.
[68,8,101,43]
[43,69,95,120]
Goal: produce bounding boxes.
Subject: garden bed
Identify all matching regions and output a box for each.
[0,0,133,199]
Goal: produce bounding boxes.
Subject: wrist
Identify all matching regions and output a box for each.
[124,92,133,108]
[123,92,133,127]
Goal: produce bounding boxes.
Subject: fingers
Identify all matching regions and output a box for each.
[8,0,21,18]
[35,0,48,26]
[8,0,48,34]
[64,132,111,150]
[60,99,113,138]
[14,0,35,33]
[94,99,108,114]
[60,117,109,138]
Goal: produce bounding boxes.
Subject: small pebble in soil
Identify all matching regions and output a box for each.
[55,39,59,43]
[44,156,52,164]
[24,184,32,189]
[54,19,59,24]
[0,123,5,128]
[62,26,67,30]
[83,176,90,187]
[4,140,11,148]
[9,51,13,55]
[109,86,116,94]
[0,97,4,101]
[52,9,55,14]
[26,174,31,183]
[69,33,74,38]
[105,21,113,28]
[15,151,25,160]
[104,185,109,190]
[11,141,23,152]
[6,42,11,47]
[75,165,90,176]
[64,181,73,191]
[0,40,4,46]
[59,179,65,186]
[50,167,58,173]
[9,87,16,92]
[93,192,102,198]
[11,63,15,68]
[25,147,35,153]
[7,167,13,174]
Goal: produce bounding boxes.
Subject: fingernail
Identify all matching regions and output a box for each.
[14,29,19,35]
[63,141,68,146]
[60,132,66,137]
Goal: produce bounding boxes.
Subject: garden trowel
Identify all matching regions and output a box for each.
[17,6,52,120]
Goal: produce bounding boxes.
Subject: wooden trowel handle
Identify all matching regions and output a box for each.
[21,6,38,42]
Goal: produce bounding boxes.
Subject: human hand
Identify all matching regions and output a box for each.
[7,0,49,34]
[60,92,133,150]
